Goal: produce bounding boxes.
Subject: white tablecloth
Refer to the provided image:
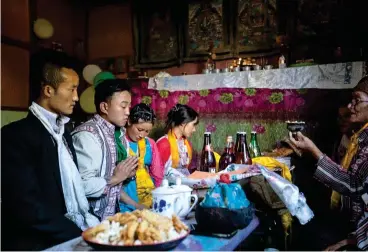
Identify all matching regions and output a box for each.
[149,62,364,91]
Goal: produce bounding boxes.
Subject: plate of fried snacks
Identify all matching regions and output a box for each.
[82,209,190,251]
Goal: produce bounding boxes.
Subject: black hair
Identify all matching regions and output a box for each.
[94,78,131,114]
[165,104,199,131]
[129,103,156,125]
[30,49,80,101]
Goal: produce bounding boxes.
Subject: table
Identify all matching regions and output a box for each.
[45,215,259,251]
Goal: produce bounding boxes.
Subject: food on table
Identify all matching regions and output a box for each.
[263,147,294,157]
[85,210,189,246]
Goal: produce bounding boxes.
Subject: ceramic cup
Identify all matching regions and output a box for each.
[264,65,273,70]
[176,192,198,219]
[253,65,262,70]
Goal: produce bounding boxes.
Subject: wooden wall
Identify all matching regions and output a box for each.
[1,0,31,110]
[1,0,86,112]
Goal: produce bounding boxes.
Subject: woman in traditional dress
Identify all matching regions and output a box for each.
[119,103,163,212]
[156,104,199,177]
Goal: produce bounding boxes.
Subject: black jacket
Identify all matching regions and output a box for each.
[1,112,81,250]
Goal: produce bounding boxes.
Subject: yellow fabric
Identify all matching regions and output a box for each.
[129,139,155,208]
[252,156,292,182]
[214,152,221,171]
[252,156,293,238]
[168,130,192,168]
[331,122,368,209]
[281,212,293,236]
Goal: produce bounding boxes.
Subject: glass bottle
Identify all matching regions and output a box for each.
[219,136,236,171]
[235,132,252,165]
[200,132,217,173]
[249,131,262,158]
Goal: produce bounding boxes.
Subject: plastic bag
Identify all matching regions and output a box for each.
[201,183,250,209]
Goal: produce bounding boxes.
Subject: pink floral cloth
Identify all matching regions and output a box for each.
[130,81,350,120]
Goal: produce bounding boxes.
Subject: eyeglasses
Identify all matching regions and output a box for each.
[350,98,368,107]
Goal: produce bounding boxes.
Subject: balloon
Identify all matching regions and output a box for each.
[93,71,115,87]
[82,64,102,85]
[79,86,96,114]
[33,18,54,39]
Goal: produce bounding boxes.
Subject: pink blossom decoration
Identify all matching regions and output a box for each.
[198,100,207,107]
[159,101,167,109]
[244,99,254,107]
[206,123,217,133]
[252,124,266,134]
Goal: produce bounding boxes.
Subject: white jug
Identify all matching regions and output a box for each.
[173,178,198,219]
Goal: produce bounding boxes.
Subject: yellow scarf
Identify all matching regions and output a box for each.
[129,138,155,208]
[168,130,192,168]
[252,156,293,236]
[331,122,368,209]
[252,156,292,182]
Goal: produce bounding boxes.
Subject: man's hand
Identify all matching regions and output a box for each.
[108,157,138,186]
[324,239,349,251]
[289,132,323,160]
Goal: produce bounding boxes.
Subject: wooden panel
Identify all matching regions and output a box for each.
[1,0,30,42]
[36,0,76,54]
[1,44,30,109]
[88,4,133,59]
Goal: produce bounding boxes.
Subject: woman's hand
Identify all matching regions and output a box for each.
[135,203,149,210]
[289,132,323,160]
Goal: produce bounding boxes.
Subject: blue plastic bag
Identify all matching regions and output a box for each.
[200,183,250,209]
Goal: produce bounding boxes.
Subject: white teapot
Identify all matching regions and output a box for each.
[151,179,182,217]
[151,179,198,218]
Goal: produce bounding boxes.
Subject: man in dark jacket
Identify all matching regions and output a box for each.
[1,51,99,250]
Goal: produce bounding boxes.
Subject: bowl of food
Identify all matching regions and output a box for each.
[82,210,189,251]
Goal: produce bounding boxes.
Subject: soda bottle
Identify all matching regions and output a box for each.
[235,132,252,165]
[219,136,236,171]
[200,132,217,173]
[249,131,262,157]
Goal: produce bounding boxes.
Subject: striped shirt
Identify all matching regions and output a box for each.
[356,207,368,250]
[314,128,368,226]
[356,179,368,250]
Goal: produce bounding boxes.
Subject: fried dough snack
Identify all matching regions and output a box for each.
[90,210,188,246]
